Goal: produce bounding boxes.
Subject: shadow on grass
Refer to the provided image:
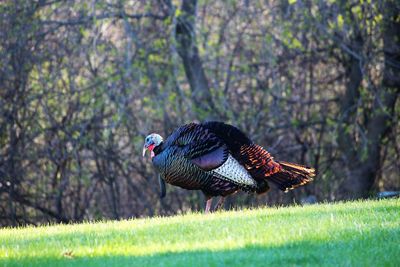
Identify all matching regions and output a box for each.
[2,227,399,267]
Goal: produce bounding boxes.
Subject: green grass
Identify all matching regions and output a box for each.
[0,199,399,267]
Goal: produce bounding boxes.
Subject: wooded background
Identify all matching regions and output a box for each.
[0,0,399,226]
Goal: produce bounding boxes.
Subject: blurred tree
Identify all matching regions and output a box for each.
[332,1,399,197]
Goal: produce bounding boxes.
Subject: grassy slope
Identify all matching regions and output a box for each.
[0,199,399,267]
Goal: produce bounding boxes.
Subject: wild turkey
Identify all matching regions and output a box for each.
[143,121,315,212]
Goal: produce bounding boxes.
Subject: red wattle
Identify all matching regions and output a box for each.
[148,144,155,151]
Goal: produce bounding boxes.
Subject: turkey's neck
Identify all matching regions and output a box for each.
[152,142,164,156]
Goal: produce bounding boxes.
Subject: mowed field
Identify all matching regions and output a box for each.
[0,198,399,267]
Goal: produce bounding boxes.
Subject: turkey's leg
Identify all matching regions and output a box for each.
[214,197,225,211]
[205,198,213,213]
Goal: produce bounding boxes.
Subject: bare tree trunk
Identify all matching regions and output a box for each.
[174,0,215,115]
[339,2,399,198]
[382,1,400,91]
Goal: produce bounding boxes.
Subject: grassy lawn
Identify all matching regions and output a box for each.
[0,198,399,267]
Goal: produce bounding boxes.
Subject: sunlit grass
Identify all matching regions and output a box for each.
[1,198,399,267]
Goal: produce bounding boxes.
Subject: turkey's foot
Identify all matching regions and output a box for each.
[214,196,225,211]
[205,198,213,213]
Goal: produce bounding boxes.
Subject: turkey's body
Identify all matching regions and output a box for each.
[147,121,315,211]
[151,131,242,197]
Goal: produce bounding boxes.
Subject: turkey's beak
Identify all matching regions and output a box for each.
[143,143,155,158]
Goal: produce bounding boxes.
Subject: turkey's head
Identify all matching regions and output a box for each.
[143,133,163,158]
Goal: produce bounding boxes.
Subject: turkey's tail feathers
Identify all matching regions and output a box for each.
[268,161,315,192]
